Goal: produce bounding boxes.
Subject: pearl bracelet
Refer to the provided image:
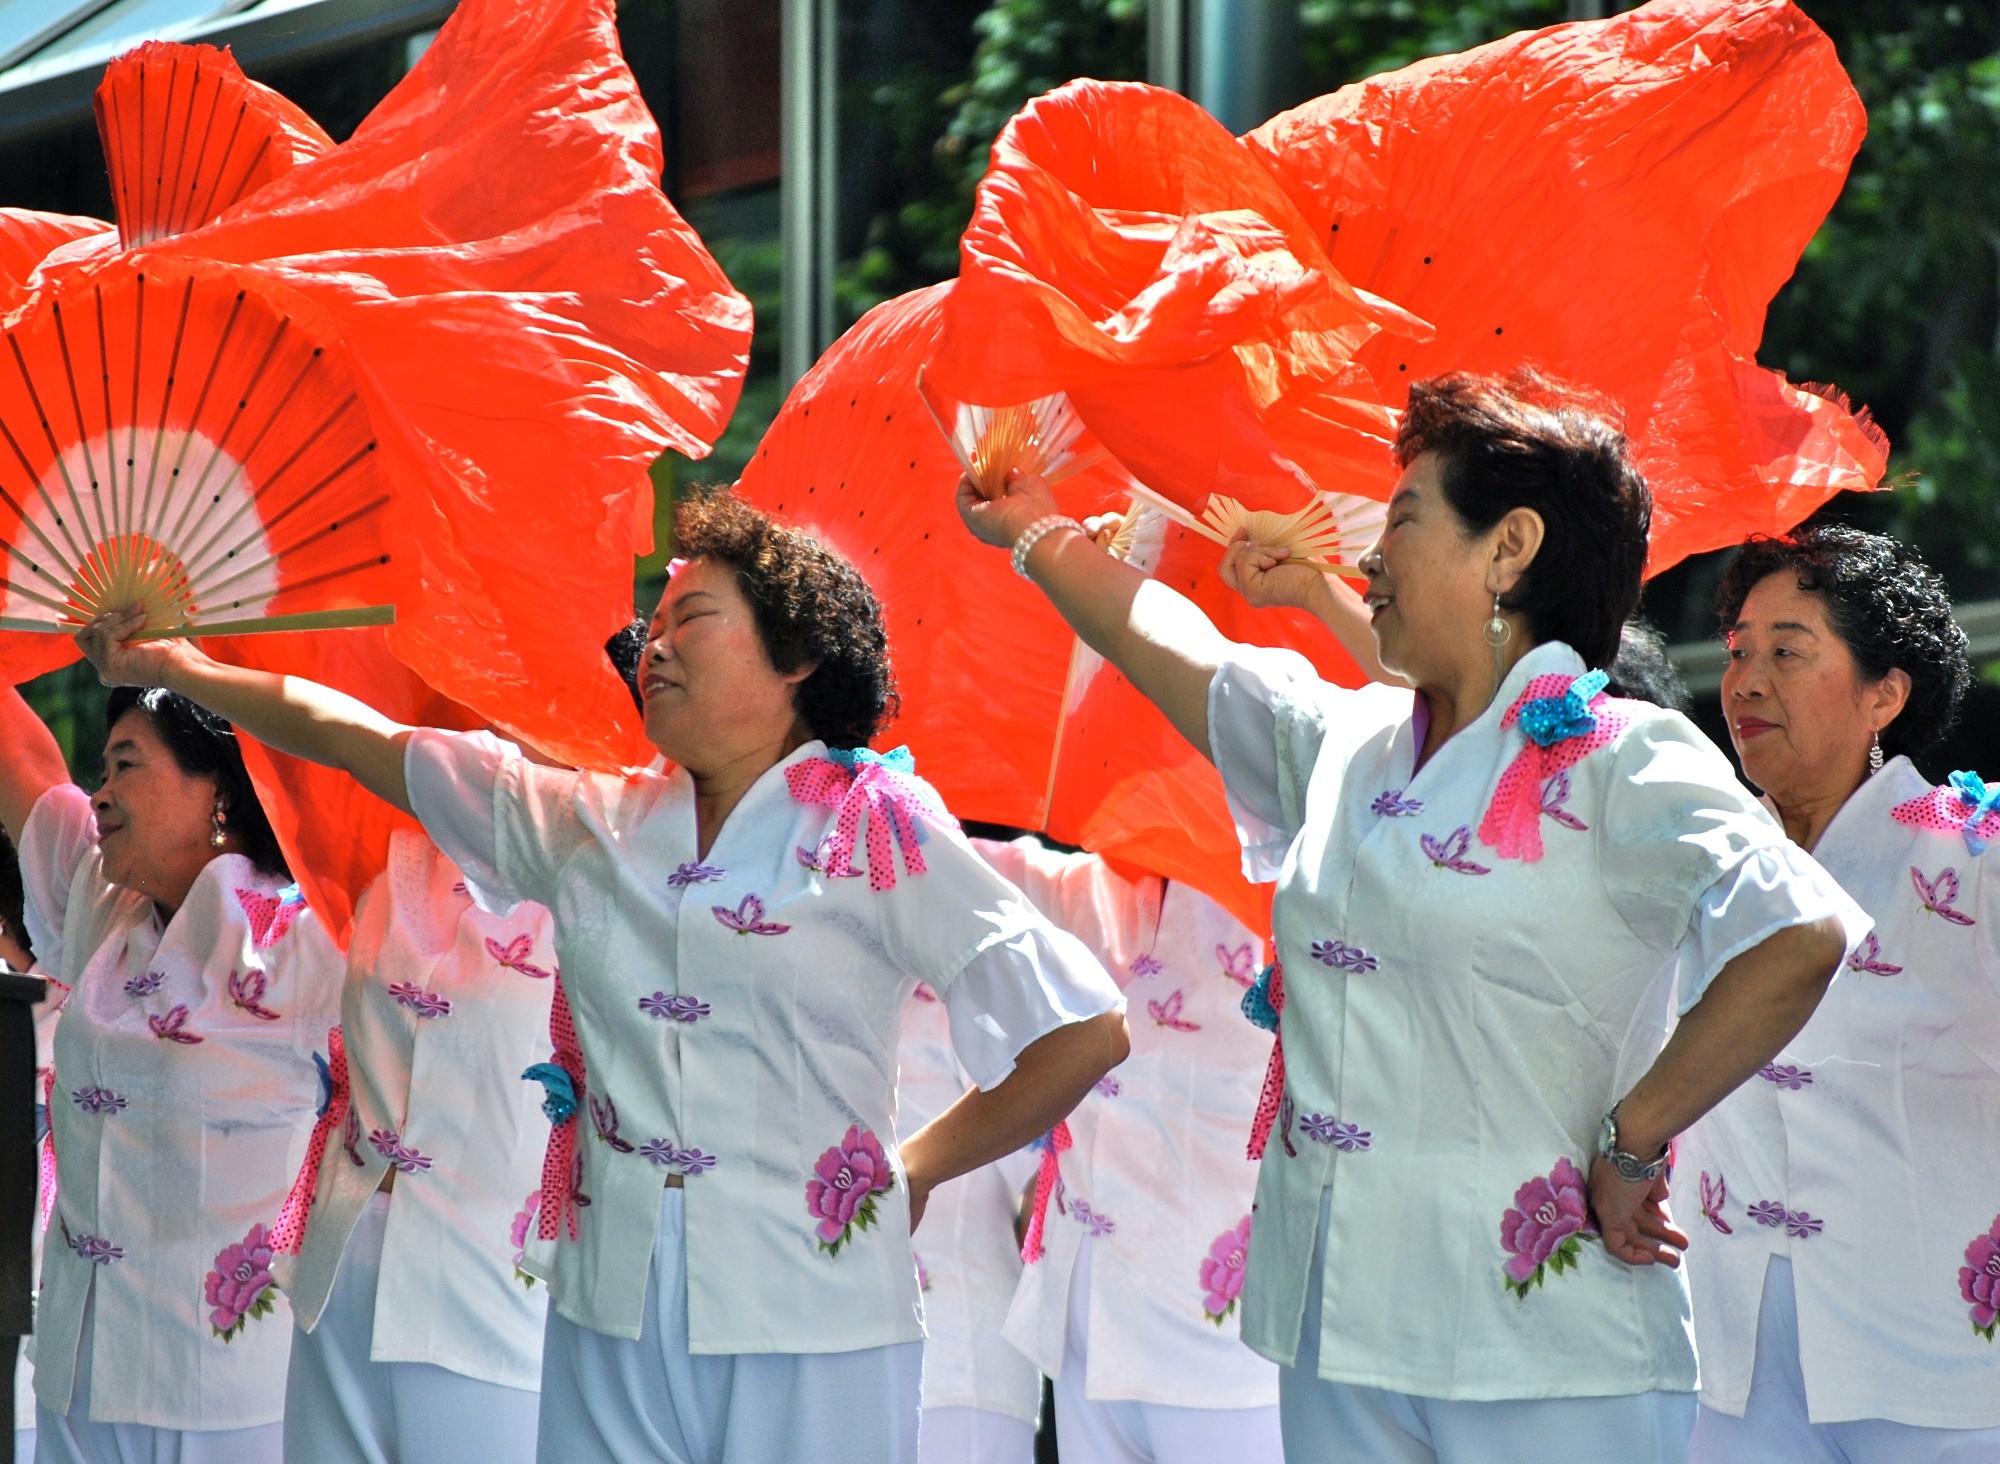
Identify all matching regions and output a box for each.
[1010,514,1082,579]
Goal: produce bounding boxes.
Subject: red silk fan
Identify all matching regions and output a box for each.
[737,283,1368,930]
[0,258,394,644]
[1241,0,1888,572]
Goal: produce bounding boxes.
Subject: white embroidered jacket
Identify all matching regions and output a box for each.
[1683,757,2000,1428]
[405,731,1123,1350]
[23,785,343,1429]
[276,827,556,1391]
[1207,640,1865,1402]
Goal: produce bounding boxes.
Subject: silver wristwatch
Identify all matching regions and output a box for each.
[1597,1101,1669,1183]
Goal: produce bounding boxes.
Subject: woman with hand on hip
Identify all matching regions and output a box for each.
[958,369,1864,1464]
[1683,525,2000,1462]
[73,488,1128,1464]
[0,684,343,1464]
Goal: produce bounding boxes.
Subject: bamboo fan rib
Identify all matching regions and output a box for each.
[1125,482,1378,577]
[95,41,332,251]
[0,262,395,640]
[916,372,1107,498]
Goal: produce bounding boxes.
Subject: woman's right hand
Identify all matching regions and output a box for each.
[1220,534,1326,612]
[956,469,1061,552]
[75,607,207,690]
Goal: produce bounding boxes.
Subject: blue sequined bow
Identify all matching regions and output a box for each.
[826,744,915,774]
[1950,769,2000,856]
[1241,963,1280,1032]
[522,1063,578,1124]
[1518,669,1608,748]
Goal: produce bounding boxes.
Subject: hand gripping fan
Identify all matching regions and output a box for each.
[915,372,1108,498]
[0,257,396,640]
[1120,482,1382,577]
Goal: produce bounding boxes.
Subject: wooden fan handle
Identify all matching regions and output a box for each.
[133,605,398,640]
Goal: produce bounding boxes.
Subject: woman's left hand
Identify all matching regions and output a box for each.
[1589,1156,1689,1268]
[956,469,1060,552]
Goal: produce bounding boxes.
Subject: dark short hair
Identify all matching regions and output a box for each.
[604,619,647,714]
[105,686,290,879]
[1715,524,1969,760]
[1604,620,1691,714]
[1395,369,1651,669]
[675,487,898,749]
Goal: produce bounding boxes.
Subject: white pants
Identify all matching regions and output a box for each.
[917,1407,1035,1464]
[536,1187,922,1464]
[1052,1239,1283,1464]
[35,1294,282,1464]
[1691,1259,2000,1464]
[1278,1195,1696,1463]
[282,1192,541,1464]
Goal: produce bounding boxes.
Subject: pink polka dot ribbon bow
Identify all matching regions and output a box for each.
[1892,770,2000,857]
[272,1025,348,1255]
[786,746,952,892]
[1477,670,1629,863]
[1020,1120,1073,1264]
[529,977,588,1243]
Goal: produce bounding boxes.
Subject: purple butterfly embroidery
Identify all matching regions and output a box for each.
[713,894,791,936]
[1371,788,1424,818]
[1911,866,1976,926]
[1217,943,1257,988]
[226,969,281,1022]
[1847,934,1903,977]
[1539,770,1588,832]
[1146,989,1200,1032]
[71,1086,126,1115]
[369,1130,433,1174]
[1069,1200,1116,1238]
[148,1005,203,1044]
[1130,953,1165,978]
[123,970,165,998]
[486,934,555,979]
[1747,1200,1789,1229]
[588,1094,636,1153]
[1093,1074,1121,1098]
[797,838,860,877]
[1759,1063,1813,1090]
[638,991,710,1023]
[1310,940,1379,974]
[1421,826,1492,876]
[667,861,726,887]
[389,981,453,1018]
[1699,1171,1732,1234]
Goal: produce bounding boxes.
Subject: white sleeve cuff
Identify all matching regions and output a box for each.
[942,924,1125,1092]
[1673,841,1872,1013]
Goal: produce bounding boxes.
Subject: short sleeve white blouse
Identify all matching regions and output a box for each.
[1205,639,1864,1402]
[404,730,1123,1350]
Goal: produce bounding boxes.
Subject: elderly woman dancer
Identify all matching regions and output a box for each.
[75,489,1128,1464]
[1683,525,2000,1462]
[0,684,344,1464]
[958,369,1865,1464]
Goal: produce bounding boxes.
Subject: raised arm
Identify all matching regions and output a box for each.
[958,473,1232,757]
[75,608,415,814]
[0,687,72,846]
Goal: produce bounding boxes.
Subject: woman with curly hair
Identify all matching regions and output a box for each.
[0,683,344,1464]
[1683,525,2000,1462]
[74,486,1128,1464]
[958,369,1865,1463]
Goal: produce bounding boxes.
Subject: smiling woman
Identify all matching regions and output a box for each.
[0,680,343,1462]
[957,366,1867,1464]
[72,485,1128,1464]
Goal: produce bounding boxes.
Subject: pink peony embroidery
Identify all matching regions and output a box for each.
[510,1190,542,1287]
[806,1124,896,1256]
[226,969,282,1022]
[486,933,554,979]
[1499,1156,1598,1296]
[237,888,304,948]
[1146,989,1200,1031]
[1200,1216,1252,1324]
[1960,1215,2000,1341]
[205,1224,278,1341]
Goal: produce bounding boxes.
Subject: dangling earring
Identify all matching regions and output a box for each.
[1868,732,1884,775]
[210,800,229,849]
[1484,593,1512,650]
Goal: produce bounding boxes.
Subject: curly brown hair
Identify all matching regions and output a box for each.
[674,487,898,749]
